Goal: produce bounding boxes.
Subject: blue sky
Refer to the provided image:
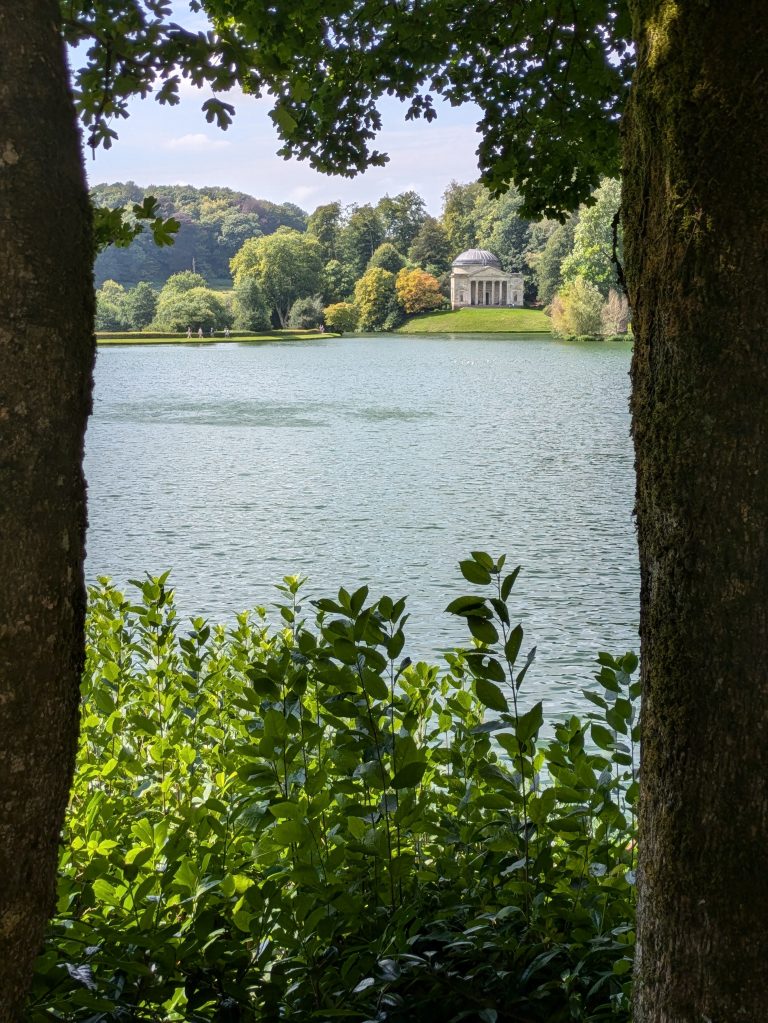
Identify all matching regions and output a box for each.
[81,4,484,216]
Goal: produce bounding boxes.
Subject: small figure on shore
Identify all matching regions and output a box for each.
[224,327,230,338]
[210,326,215,337]
[197,327,203,339]
[186,326,192,338]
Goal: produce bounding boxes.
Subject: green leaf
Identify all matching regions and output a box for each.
[490,597,510,625]
[445,595,487,616]
[459,559,492,585]
[268,801,303,820]
[622,651,639,674]
[516,701,543,741]
[505,624,523,665]
[516,646,537,690]
[362,670,389,701]
[470,550,494,571]
[475,677,509,713]
[591,723,615,750]
[347,816,368,839]
[271,819,307,844]
[500,566,521,600]
[467,616,499,645]
[390,760,427,789]
[350,585,369,615]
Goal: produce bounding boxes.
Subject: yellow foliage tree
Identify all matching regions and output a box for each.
[395,268,444,315]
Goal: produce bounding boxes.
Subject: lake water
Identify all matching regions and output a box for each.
[85,333,638,719]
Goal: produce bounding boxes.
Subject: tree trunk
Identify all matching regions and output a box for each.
[0,2,94,1018]
[624,2,768,1018]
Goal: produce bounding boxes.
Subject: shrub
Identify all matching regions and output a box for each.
[324,301,359,334]
[550,278,604,338]
[29,556,637,1022]
[287,294,325,329]
[152,286,232,332]
[95,280,129,331]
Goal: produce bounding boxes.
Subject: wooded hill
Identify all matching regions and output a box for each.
[92,182,307,286]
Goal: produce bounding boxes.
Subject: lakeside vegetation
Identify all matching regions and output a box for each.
[30,556,638,1021]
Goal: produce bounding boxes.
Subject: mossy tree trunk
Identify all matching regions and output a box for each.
[0,2,94,1018]
[624,2,768,1018]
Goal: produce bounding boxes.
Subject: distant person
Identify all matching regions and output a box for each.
[210,326,215,337]
[224,327,230,338]
[197,327,203,339]
[186,326,192,338]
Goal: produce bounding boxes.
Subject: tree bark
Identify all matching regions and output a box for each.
[0,2,94,1018]
[624,2,768,1018]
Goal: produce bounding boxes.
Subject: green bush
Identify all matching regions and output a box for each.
[29,555,638,1022]
[287,295,325,329]
[324,301,359,334]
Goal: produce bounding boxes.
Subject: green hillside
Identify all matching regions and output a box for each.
[398,307,550,333]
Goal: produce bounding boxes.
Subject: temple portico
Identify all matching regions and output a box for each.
[450,249,524,310]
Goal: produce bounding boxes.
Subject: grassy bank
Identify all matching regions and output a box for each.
[96,329,336,345]
[398,307,551,333]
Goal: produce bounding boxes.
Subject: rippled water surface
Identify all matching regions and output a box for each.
[86,333,638,718]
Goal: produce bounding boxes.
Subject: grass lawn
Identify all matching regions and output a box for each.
[398,307,550,333]
[96,330,336,345]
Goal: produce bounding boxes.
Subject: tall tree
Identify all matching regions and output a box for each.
[307,201,343,261]
[230,229,324,325]
[624,4,768,1019]
[560,178,622,298]
[473,187,531,272]
[408,215,453,274]
[0,3,94,1014]
[440,180,483,253]
[376,190,428,253]
[338,204,385,278]
[533,217,578,306]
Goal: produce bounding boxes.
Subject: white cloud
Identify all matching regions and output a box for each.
[164,133,231,152]
[290,185,323,203]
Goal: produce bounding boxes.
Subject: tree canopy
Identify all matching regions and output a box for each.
[230,229,324,326]
[199,0,632,218]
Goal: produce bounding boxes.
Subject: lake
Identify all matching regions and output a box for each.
[85,333,638,719]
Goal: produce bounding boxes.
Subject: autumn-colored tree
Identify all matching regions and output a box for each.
[395,267,444,315]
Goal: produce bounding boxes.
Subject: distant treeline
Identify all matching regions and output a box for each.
[94,178,627,337]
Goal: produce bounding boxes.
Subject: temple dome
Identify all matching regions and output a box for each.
[451,248,502,269]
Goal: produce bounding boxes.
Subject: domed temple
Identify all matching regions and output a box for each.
[449,248,524,310]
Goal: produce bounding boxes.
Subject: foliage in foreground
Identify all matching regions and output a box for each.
[30,555,639,1022]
